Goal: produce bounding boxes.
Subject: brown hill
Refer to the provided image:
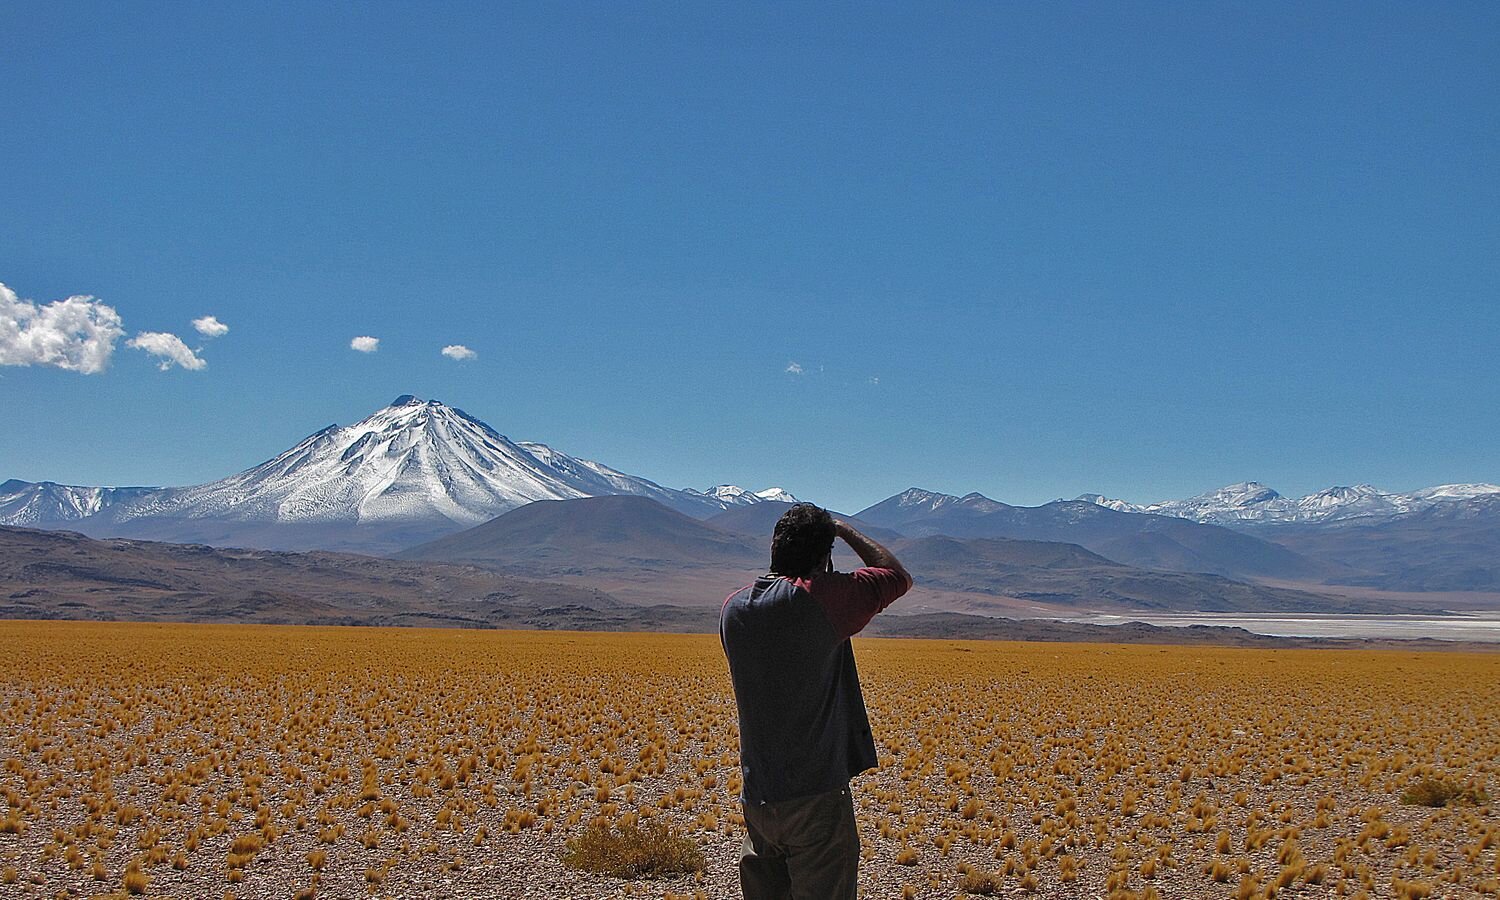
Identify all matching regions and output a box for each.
[894,535,1375,613]
[0,525,619,628]
[706,502,904,543]
[395,495,762,576]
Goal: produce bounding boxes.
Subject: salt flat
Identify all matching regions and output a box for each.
[1061,611,1500,642]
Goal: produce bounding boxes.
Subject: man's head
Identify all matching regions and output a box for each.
[770,503,836,577]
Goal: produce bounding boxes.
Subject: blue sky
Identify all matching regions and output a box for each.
[2,2,1496,513]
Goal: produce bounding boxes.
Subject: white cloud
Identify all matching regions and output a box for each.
[785,361,804,375]
[441,344,476,361]
[350,335,380,353]
[127,332,207,371]
[868,376,880,385]
[0,282,125,375]
[192,315,229,338]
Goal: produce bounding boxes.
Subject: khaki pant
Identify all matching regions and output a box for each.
[739,786,859,900]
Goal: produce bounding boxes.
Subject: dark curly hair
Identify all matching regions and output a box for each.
[770,503,836,577]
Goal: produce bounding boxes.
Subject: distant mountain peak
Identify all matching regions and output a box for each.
[390,394,426,407]
[1075,493,1137,512]
[855,487,1010,528]
[1193,482,1282,506]
[877,488,1007,512]
[1411,482,1500,501]
[754,487,797,503]
[688,485,798,508]
[893,487,958,506]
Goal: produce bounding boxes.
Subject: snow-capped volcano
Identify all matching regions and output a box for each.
[1,396,792,547]
[117,395,700,526]
[1079,481,1500,526]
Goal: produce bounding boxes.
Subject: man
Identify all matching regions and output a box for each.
[720,503,913,899]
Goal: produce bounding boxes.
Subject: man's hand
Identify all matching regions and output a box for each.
[834,520,912,589]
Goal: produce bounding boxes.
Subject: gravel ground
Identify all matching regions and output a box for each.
[1,623,1497,899]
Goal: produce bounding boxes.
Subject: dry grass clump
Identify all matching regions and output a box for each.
[560,819,705,878]
[957,863,1002,894]
[1400,777,1490,808]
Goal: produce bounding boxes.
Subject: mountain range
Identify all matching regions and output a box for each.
[852,489,1336,582]
[1075,482,1500,591]
[0,396,794,554]
[853,486,1500,594]
[1080,480,1500,528]
[3,395,1497,608]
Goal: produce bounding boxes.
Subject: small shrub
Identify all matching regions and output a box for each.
[1394,878,1435,899]
[960,867,1001,894]
[1400,778,1489,808]
[1058,855,1080,882]
[561,820,705,879]
[123,866,149,895]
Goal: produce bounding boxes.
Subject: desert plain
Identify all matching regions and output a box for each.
[0,621,1496,899]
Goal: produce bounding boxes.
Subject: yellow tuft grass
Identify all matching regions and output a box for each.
[0,621,1497,896]
[560,819,705,878]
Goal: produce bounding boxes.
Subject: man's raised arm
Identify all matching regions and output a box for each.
[835,520,913,591]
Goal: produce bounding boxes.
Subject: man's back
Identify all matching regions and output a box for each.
[720,573,894,804]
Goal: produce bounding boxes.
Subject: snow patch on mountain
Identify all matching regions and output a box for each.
[690,485,800,506]
[1074,493,1137,513]
[0,480,158,527]
[1410,483,1500,502]
[754,487,798,503]
[860,488,1011,524]
[891,488,999,513]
